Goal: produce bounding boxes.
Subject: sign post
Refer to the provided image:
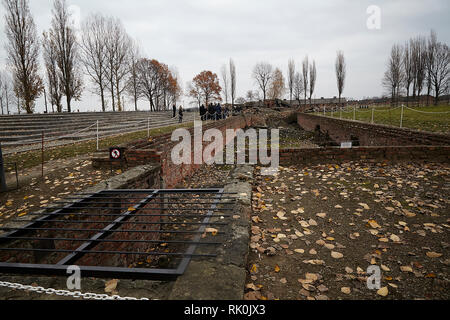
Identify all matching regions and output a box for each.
[0,143,7,192]
[400,105,404,128]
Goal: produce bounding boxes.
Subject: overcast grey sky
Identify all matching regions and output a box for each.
[1,0,449,112]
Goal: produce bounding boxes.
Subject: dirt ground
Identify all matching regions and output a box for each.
[246,161,449,300]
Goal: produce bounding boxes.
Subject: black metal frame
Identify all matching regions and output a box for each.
[0,189,233,280]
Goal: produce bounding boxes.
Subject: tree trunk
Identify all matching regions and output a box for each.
[66,94,71,113]
[406,88,409,106]
[100,89,106,112]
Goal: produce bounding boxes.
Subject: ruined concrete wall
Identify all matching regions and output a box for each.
[297,113,450,146]
[279,146,450,165]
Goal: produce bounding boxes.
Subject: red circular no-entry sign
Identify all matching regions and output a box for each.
[109,147,123,160]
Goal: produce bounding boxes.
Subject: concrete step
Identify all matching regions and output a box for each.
[0,114,197,146]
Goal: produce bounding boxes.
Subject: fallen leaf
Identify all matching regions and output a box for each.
[368,220,381,229]
[341,287,351,294]
[426,251,442,258]
[105,279,118,293]
[400,266,413,273]
[377,286,389,297]
[381,265,390,272]
[316,212,327,219]
[331,251,344,259]
[276,211,288,220]
[359,203,370,210]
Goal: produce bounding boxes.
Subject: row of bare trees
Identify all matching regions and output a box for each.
[2,0,181,114]
[81,14,181,113]
[383,30,449,106]
[252,56,318,107]
[220,59,237,107]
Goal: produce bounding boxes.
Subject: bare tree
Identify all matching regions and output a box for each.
[220,64,229,105]
[136,58,175,111]
[3,0,43,113]
[167,67,181,108]
[268,68,285,100]
[309,60,317,108]
[426,30,438,105]
[230,59,236,107]
[42,31,63,112]
[246,90,256,102]
[335,50,346,107]
[81,14,108,111]
[127,40,141,111]
[0,71,12,115]
[287,58,295,102]
[411,36,427,104]
[402,40,414,105]
[429,41,449,105]
[187,81,202,107]
[49,0,83,113]
[382,44,404,106]
[0,74,4,115]
[293,71,304,103]
[252,62,273,102]
[105,17,131,112]
[3,73,13,114]
[302,56,309,105]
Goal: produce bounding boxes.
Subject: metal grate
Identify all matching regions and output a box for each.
[0,189,235,280]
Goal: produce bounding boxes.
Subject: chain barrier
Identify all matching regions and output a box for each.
[0,280,150,300]
[405,106,450,114]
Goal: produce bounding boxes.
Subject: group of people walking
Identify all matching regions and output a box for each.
[199,103,229,121]
[171,103,234,124]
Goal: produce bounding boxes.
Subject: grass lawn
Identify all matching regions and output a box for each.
[3,121,195,171]
[313,104,450,133]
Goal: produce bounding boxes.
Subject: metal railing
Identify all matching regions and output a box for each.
[0,189,236,280]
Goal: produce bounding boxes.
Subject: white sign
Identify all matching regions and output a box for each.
[341,141,352,149]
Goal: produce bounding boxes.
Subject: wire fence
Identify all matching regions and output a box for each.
[0,109,243,191]
[315,104,450,133]
[1,112,200,154]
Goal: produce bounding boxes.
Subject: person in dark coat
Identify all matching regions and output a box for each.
[199,104,206,121]
[172,104,176,118]
[178,106,183,123]
[215,103,221,120]
[207,103,214,120]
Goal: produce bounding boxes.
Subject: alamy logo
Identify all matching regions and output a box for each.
[66,265,81,290]
[171,121,279,175]
[366,5,381,30]
[367,265,381,290]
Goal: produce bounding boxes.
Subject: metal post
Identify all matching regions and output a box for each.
[371,108,374,124]
[96,120,99,151]
[147,117,150,138]
[41,131,44,178]
[340,108,342,119]
[353,107,356,121]
[14,162,18,189]
[0,143,7,192]
[400,105,404,128]
[323,106,325,116]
